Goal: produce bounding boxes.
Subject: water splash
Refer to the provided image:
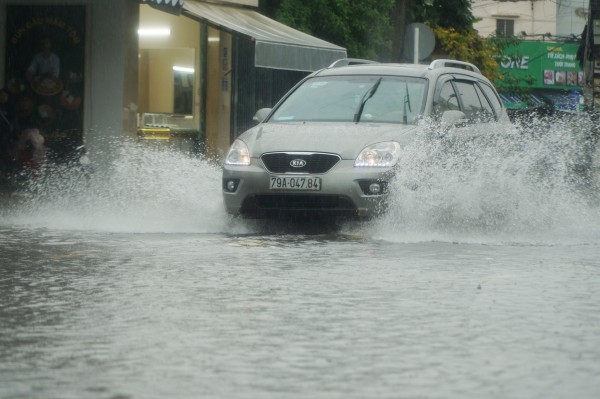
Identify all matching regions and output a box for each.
[368,113,600,244]
[0,139,233,233]
[2,115,599,243]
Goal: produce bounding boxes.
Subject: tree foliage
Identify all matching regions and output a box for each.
[259,0,395,61]
[412,0,475,33]
[433,27,501,80]
[259,0,506,80]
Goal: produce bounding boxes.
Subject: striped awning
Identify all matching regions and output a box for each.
[182,1,347,72]
[140,0,184,15]
[499,89,584,112]
[499,92,546,109]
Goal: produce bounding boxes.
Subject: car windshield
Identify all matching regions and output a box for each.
[270,75,427,124]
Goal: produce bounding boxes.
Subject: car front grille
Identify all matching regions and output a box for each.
[261,152,341,174]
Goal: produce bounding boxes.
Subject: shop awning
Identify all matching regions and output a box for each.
[499,92,546,109]
[182,1,347,72]
[499,89,583,112]
[140,0,184,15]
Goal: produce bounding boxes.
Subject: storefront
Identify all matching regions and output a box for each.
[0,0,346,166]
[138,1,346,159]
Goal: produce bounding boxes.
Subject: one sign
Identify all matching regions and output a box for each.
[497,41,583,90]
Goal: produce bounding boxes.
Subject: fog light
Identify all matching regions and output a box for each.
[369,183,381,194]
[358,180,388,195]
[224,179,239,192]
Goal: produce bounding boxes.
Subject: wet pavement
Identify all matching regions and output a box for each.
[1,226,599,399]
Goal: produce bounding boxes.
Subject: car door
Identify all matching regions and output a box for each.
[453,79,496,124]
[432,75,500,165]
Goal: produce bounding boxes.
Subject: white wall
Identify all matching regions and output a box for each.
[472,0,557,38]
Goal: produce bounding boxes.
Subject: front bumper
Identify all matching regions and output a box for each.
[222,159,393,218]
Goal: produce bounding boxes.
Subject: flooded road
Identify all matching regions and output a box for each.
[1,124,600,398]
[1,227,599,399]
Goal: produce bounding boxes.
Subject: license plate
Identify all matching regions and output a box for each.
[269,176,321,191]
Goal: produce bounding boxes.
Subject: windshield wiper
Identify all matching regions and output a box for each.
[403,81,412,124]
[354,77,382,123]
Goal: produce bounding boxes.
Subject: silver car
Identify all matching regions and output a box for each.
[222,59,510,220]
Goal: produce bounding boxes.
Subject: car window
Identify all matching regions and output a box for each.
[478,82,503,118]
[269,75,427,124]
[474,84,495,120]
[432,81,460,117]
[453,80,496,123]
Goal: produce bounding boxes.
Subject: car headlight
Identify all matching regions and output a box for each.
[225,139,251,166]
[354,141,401,167]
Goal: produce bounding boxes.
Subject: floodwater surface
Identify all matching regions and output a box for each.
[1,116,600,398]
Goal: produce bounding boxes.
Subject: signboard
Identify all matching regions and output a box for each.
[497,41,584,111]
[5,5,86,158]
[498,41,583,90]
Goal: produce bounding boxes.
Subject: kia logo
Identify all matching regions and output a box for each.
[290,159,306,168]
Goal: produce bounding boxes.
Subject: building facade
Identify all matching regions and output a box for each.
[472,0,593,111]
[472,0,558,39]
[0,0,346,165]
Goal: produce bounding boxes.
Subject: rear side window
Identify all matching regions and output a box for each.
[479,82,503,118]
[454,80,495,123]
[433,81,460,116]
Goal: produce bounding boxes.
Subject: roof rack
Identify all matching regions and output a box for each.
[329,58,378,68]
[428,59,481,74]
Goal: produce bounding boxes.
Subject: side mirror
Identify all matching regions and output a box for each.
[441,110,468,129]
[252,108,272,124]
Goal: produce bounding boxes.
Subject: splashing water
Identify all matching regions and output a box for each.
[0,140,232,233]
[369,113,600,244]
[1,115,599,243]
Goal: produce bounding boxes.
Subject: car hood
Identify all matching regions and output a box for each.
[238,122,420,159]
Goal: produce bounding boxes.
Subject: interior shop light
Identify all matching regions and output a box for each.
[138,28,171,37]
[173,66,195,73]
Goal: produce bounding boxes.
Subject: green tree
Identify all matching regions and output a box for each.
[259,0,395,60]
[432,26,501,80]
[412,0,474,32]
